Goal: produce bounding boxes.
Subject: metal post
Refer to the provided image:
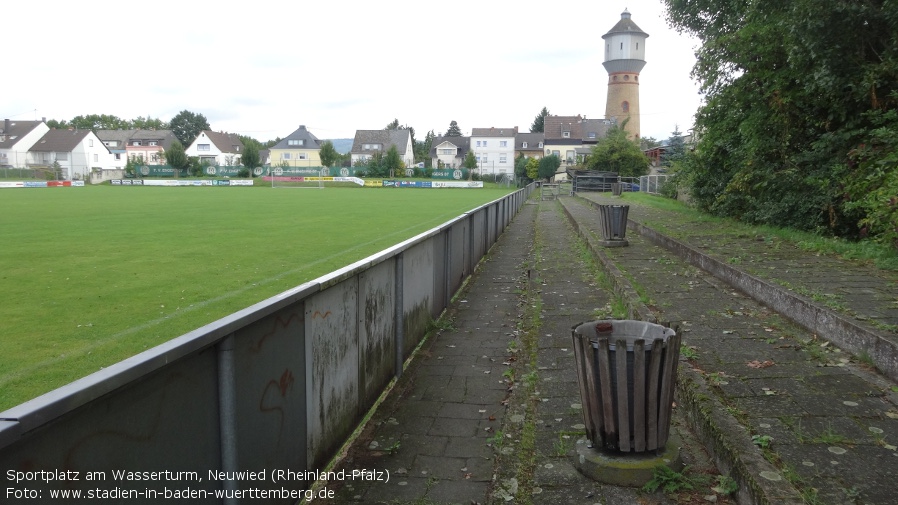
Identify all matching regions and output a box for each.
[394,253,404,379]
[217,334,239,504]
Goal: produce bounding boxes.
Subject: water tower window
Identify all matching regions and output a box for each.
[622,101,630,113]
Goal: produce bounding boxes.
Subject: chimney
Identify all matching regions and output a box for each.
[3,119,8,133]
[300,125,306,129]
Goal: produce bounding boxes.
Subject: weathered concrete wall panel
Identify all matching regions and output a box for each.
[232,303,307,483]
[358,261,396,409]
[403,241,435,354]
[0,349,220,497]
[306,280,359,469]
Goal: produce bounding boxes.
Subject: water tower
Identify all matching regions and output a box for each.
[603,9,648,139]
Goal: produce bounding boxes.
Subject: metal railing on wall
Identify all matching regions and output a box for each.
[0,183,534,502]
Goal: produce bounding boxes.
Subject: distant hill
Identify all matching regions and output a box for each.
[326,138,353,154]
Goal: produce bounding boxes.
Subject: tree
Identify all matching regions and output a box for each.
[664,0,898,240]
[384,118,400,130]
[538,155,561,181]
[164,140,189,175]
[415,129,435,166]
[68,114,130,131]
[383,145,404,177]
[241,143,261,174]
[319,140,338,168]
[584,126,649,177]
[661,125,687,169]
[525,158,540,180]
[462,150,478,178]
[169,110,210,146]
[446,120,462,137]
[132,116,168,130]
[531,107,549,133]
[514,153,529,181]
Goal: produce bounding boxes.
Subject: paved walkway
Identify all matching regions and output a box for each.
[317,191,898,505]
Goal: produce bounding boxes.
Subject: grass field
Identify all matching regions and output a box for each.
[0,183,516,411]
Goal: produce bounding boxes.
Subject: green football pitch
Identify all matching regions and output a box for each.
[0,184,516,411]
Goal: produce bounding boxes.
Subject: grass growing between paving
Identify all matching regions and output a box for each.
[0,184,514,410]
[615,192,898,270]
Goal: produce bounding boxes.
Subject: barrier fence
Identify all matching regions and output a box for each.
[0,183,534,503]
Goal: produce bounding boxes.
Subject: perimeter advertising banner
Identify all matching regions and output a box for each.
[0,181,84,188]
[110,180,253,186]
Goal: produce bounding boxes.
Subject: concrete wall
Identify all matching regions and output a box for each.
[0,184,534,503]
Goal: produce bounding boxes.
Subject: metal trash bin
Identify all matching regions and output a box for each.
[596,204,629,246]
[571,320,681,453]
[611,183,623,196]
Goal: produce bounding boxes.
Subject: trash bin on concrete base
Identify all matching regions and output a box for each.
[571,320,681,453]
[611,183,623,196]
[596,204,629,246]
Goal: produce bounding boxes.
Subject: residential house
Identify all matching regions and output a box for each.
[350,130,414,167]
[269,125,322,167]
[470,127,517,176]
[430,136,470,169]
[514,132,545,160]
[0,119,49,168]
[543,115,585,165]
[27,129,112,180]
[127,130,177,165]
[185,131,244,166]
[95,130,133,169]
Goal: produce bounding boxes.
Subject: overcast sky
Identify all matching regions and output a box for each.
[4,0,702,143]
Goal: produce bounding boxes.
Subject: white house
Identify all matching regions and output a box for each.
[27,129,113,180]
[430,136,470,168]
[185,131,244,166]
[0,119,50,168]
[350,130,414,168]
[470,127,517,176]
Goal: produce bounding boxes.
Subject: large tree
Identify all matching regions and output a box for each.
[169,110,210,146]
[584,126,649,177]
[664,0,898,243]
[319,140,338,168]
[164,140,189,175]
[530,107,549,133]
[383,145,404,177]
[241,143,261,173]
[446,120,462,137]
[537,155,561,181]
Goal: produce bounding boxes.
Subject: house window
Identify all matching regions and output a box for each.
[131,141,142,146]
[114,153,121,160]
[522,142,528,148]
[288,139,304,146]
[500,156,507,163]
[89,139,94,147]
[476,141,481,147]
[482,155,488,162]
[552,150,560,157]
[499,141,507,147]
[198,144,210,151]
[563,131,570,138]
[538,142,543,148]
[483,141,488,147]
[151,154,159,162]
[149,141,157,146]
[588,132,597,139]
[298,153,307,160]
[283,153,292,160]
[93,154,98,162]
[438,148,454,155]
[57,153,68,161]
